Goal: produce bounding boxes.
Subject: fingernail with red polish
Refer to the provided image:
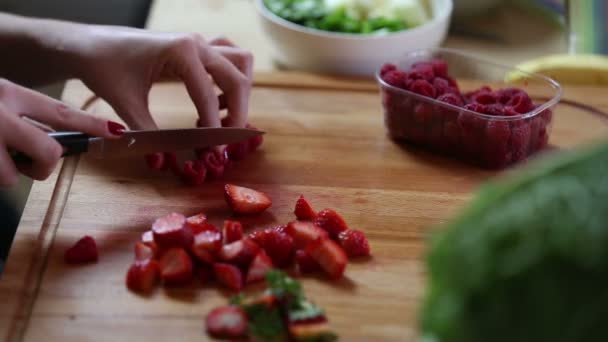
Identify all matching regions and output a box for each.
[107,121,126,136]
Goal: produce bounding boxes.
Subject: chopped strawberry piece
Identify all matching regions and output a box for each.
[305,238,347,280]
[201,149,226,179]
[152,213,193,249]
[295,249,321,274]
[225,141,250,161]
[338,230,371,258]
[161,152,179,174]
[258,230,294,268]
[126,259,160,294]
[159,247,193,286]
[134,241,156,261]
[285,221,329,249]
[218,239,260,268]
[223,220,244,244]
[213,263,243,291]
[294,195,317,220]
[191,229,223,264]
[141,230,154,244]
[246,251,274,284]
[248,229,267,246]
[314,209,349,239]
[144,153,164,170]
[224,184,272,215]
[206,305,248,338]
[64,235,98,264]
[181,160,207,186]
[185,213,217,235]
[198,264,213,285]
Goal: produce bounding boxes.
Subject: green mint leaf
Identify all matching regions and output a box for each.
[247,305,286,341]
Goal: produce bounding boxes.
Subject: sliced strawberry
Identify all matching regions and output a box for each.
[223,220,244,244]
[225,141,250,161]
[295,249,321,274]
[224,184,272,215]
[338,230,371,258]
[273,225,287,234]
[259,230,294,268]
[248,229,267,246]
[213,263,243,291]
[305,238,347,280]
[245,251,274,284]
[126,259,160,294]
[285,221,329,249]
[159,247,193,286]
[314,209,349,238]
[294,195,317,220]
[218,239,260,268]
[144,153,164,170]
[198,264,213,285]
[134,241,156,261]
[141,230,154,244]
[64,235,98,264]
[206,305,248,338]
[152,213,194,249]
[186,213,218,235]
[191,229,223,264]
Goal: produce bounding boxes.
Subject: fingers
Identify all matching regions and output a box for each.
[107,90,158,130]
[212,46,254,80]
[209,36,236,47]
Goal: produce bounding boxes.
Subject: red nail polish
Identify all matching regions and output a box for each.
[107,121,126,135]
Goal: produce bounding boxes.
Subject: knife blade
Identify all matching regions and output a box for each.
[11,127,264,162]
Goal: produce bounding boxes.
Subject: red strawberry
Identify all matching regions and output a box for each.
[226,141,250,161]
[246,251,274,284]
[141,230,154,244]
[159,247,193,286]
[134,241,156,261]
[223,220,244,244]
[285,221,329,249]
[201,150,226,179]
[126,259,160,294]
[181,160,207,186]
[294,195,317,220]
[198,264,213,285]
[161,152,179,173]
[258,230,294,268]
[191,229,223,264]
[218,239,260,268]
[206,306,248,338]
[213,263,243,291]
[305,238,347,280]
[152,213,193,249]
[248,226,286,247]
[338,230,371,258]
[144,153,164,170]
[186,213,217,235]
[64,235,98,264]
[224,184,272,215]
[314,209,348,239]
[295,249,321,274]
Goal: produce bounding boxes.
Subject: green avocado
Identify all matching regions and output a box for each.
[420,140,608,342]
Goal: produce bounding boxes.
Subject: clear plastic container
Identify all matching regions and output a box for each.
[376,48,562,169]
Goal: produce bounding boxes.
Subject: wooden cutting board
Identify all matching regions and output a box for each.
[3,72,608,342]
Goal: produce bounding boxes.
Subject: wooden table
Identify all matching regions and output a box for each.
[2,72,608,341]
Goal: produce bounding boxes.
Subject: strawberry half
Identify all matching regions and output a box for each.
[186,213,217,235]
[126,259,160,294]
[295,249,321,274]
[152,213,194,249]
[224,184,272,215]
[294,195,317,220]
[259,230,294,268]
[134,241,156,261]
[338,230,371,258]
[246,251,274,284]
[64,235,98,264]
[159,247,193,286]
[305,238,347,280]
[218,239,260,268]
[223,220,244,244]
[191,229,223,264]
[206,305,248,338]
[315,209,349,238]
[285,221,329,249]
[213,263,243,291]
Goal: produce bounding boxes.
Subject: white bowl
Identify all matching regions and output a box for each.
[254,0,453,77]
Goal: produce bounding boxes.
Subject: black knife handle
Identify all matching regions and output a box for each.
[10,132,91,165]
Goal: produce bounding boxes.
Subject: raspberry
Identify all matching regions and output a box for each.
[495,87,525,105]
[483,120,512,168]
[508,93,534,113]
[409,79,436,98]
[432,77,452,96]
[428,124,444,151]
[445,76,459,90]
[483,103,505,116]
[510,120,532,162]
[380,63,397,77]
[409,63,435,81]
[463,102,486,114]
[471,91,496,105]
[458,107,486,157]
[413,102,434,125]
[443,120,460,153]
[540,108,553,124]
[503,106,519,116]
[437,93,464,107]
[430,59,448,78]
[382,70,407,89]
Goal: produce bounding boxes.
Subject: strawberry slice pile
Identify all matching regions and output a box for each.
[145,120,264,185]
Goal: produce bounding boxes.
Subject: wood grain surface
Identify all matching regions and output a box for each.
[3,73,608,342]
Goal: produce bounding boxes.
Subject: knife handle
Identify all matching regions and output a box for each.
[10,132,91,165]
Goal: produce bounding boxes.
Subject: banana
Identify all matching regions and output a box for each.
[505,54,608,86]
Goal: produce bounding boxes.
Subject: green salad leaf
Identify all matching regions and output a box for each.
[421,140,608,342]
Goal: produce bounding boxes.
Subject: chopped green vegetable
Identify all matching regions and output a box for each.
[421,140,608,342]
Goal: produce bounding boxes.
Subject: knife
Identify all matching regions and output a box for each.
[11,127,264,162]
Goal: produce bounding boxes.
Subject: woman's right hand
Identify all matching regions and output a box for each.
[0,78,125,187]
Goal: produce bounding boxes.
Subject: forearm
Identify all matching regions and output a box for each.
[0,13,89,87]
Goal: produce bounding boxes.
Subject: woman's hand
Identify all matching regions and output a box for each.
[71,27,253,130]
[0,78,125,187]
